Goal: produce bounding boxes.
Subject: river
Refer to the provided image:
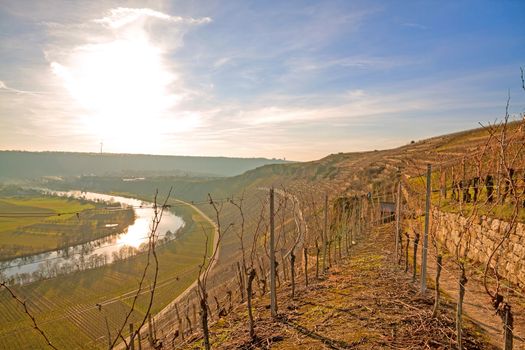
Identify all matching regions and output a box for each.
[0,191,184,283]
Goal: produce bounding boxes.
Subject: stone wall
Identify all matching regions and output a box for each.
[432,209,525,288]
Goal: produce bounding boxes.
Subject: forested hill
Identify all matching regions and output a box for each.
[0,151,291,179]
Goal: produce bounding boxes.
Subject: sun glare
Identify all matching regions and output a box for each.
[116,217,151,249]
[52,35,178,151]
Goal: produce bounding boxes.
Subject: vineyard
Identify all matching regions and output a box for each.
[143,119,525,349]
[0,200,214,349]
[1,2,523,349]
[1,120,525,349]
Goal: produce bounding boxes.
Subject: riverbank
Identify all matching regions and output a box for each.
[0,194,134,261]
[0,197,214,349]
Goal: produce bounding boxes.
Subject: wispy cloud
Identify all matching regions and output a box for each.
[1,3,213,153]
[0,80,46,94]
[93,7,211,28]
[212,57,233,69]
[401,22,428,30]
[285,55,422,73]
[1,0,524,159]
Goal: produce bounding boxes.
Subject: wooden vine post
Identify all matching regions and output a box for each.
[129,323,135,350]
[322,193,328,273]
[421,163,431,293]
[395,182,402,262]
[503,304,513,350]
[269,187,277,317]
[412,232,420,282]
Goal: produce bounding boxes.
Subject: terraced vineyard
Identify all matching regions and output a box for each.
[0,200,214,349]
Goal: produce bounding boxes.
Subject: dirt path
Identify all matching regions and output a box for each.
[177,224,497,350]
[423,247,525,349]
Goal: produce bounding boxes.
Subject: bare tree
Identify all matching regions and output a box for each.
[481,80,525,349]
[196,194,232,350]
[103,188,172,349]
[109,188,172,349]
[229,193,264,340]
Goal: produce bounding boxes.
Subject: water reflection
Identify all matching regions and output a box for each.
[0,191,184,285]
[116,217,151,248]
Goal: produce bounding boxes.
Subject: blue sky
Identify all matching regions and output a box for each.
[0,0,524,160]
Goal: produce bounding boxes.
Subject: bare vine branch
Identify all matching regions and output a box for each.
[0,282,58,349]
[109,187,172,349]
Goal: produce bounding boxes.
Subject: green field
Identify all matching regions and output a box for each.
[0,198,214,349]
[0,196,134,260]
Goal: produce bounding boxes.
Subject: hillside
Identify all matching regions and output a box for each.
[1,3,523,349]
[142,122,525,350]
[2,122,524,349]
[179,224,497,350]
[0,151,291,179]
[50,123,519,203]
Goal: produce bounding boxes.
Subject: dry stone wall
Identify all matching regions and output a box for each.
[432,209,525,288]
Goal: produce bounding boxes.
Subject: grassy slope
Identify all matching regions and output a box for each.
[0,199,214,350]
[183,224,495,350]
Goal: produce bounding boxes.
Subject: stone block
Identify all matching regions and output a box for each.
[491,219,500,232]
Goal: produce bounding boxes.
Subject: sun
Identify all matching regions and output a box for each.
[51,35,178,151]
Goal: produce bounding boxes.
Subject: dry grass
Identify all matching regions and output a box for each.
[173,224,495,350]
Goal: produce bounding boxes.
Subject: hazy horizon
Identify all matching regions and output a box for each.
[0,119,481,162]
[1,1,524,161]
[0,149,292,160]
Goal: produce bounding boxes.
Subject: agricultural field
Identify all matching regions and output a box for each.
[0,198,214,349]
[0,195,134,260]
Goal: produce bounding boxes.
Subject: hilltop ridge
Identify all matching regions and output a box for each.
[0,151,291,179]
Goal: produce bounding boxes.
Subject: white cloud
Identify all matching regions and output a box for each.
[345,89,366,100]
[93,7,211,29]
[2,1,522,160]
[0,80,43,94]
[202,70,518,134]
[1,3,215,154]
[213,57,232,69]
[286,55,422,73]
[40,6,212,150]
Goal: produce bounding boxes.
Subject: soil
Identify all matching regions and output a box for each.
[171,223,500,350]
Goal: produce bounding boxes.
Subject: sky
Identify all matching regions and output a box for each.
[0,0,524,161]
